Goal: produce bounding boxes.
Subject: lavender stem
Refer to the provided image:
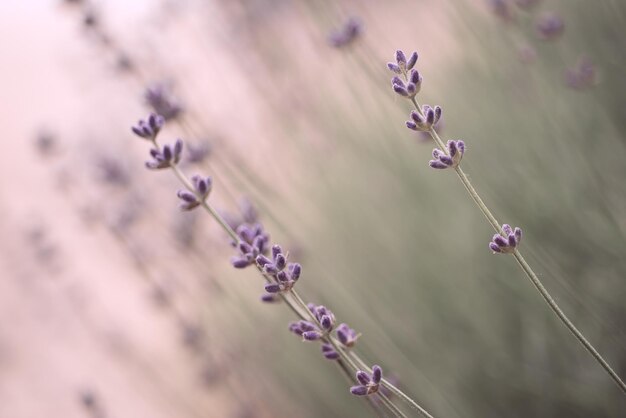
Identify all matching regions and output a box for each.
[409,99,626,394]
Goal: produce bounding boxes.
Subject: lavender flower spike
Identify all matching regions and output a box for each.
[350,365,383,396]
[406,105,442,132]
[429,140,465,170]
[145,139,183,170]
[132,113,164,140]
[489,224,523,254]
[256,244,301,293]
[176,175,212,211]
[230,223,269,269]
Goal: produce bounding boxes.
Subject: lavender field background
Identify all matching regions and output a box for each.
[1,0,625,417]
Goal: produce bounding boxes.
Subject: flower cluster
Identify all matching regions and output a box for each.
[131,113,164,140]
[388,50,421,98]
[489,224,523,254]
[257,245,301,293]
[350,365,383,396]
[145,139,183,169]
[230,223,270,269]
[288,304,335,342]
[429,140,465,170]
[176,175,212,211]
[329,17,362,48]
[406,105,442,132]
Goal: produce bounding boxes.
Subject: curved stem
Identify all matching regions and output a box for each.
[407,98,626,394]
[513,250,626,392]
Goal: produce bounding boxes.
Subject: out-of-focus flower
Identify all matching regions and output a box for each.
[329,17,363,48]
[565,56,597,90]
[536,12,564,40]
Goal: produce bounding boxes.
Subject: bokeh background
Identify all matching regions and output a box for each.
[1,0,625,417]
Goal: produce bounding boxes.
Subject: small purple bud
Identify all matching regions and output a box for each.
[231,256,251,269]
[406,121,418,130]
[393,85,408,97]
[163,145,173,161]
[239,241,252,254]
[264,283,282,293]
[395,50,406,66]
[356,371,370,386]
[439,156,453,166]
[429,160,448,169]
[274,254,287,270]
[502,224,513,236]
[457,141,465,154]
[448,141,458,157]
[320,315,332,331]
[494,236,508,247]
[387,63,401,73]
[264,264,278,275]
[409,69,421,84]
[256,254,272,267]
[371,365,382,384]
[337,327,348,345]
[514,227,522,243]
[350,386,369,396]
[490,242,502,253]
[261,293,280,303]
[508,234,517,248]
[177,190,197,203]
[407,52,418,70]
[391,76,405,88]
[434,106,442,122]
[289,263,301,280]
[410,111,423,124]
[302,331,322,341]
[271,245,282,259]
[425,108,435,125]
[173,139,183,163]
[276,271,289,283]
[406,83,416,95]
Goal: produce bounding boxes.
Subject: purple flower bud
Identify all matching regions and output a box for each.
[507,234,517,248]
[356,371,370,386]
[448,141,458,157]
[490,224,523,254]
[502,224,513,236]
[429,161,448,169]
[387,63,401,73]
[177,190,197,203]
[276,271,288,283]
[350,386,369,396]
[173,139,183,163]
[395,50,406,67]
[321,343,340,360]
[514,227,522,243]
[232,256,251,268]
[289,263,301,280]
[490,242,502,253]
[302,331,323,341]
[261,293,280,303]
[409,69,421,85]
[320,315,333,331]
[371,365,382,384]
[271,245,282,259]
[439,156,453,166]
[274,254,286,270]
[493,235,508,247]
[536,12,564,41]
[163,145,172,161]
[256,254,272,268]
[264,283,282,293]
[406,121,418,130]
[393,85,409,97]
[407,52,418,70]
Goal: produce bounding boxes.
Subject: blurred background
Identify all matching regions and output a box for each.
[1,0,625,417]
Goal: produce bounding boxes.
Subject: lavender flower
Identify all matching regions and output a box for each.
[230,223,269,268]
[321,343,340,360]
[429,140,465,169]
[176,175,212,211]
[388,50,421,98]
[308,304,336,332]
[536,13,564,41]
[257,245,301,293]
[186,139,212,164]
[289,320,323,341]
[145,139,183,169]
[132,113,165,140]
[350,365,383,396]
[329,17,362,48]
[260,293,281,303]
[336,323,360,348]
[489,224,523,254]
[406,105,442,132]
[144,84,183,120]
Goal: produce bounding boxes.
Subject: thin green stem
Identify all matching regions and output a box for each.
[377,392,408,418]
[407,98,626,394]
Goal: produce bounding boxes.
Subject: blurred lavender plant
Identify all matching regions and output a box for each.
[565,56,597,90]
[386,49,626,394]
[535,12,564,41]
